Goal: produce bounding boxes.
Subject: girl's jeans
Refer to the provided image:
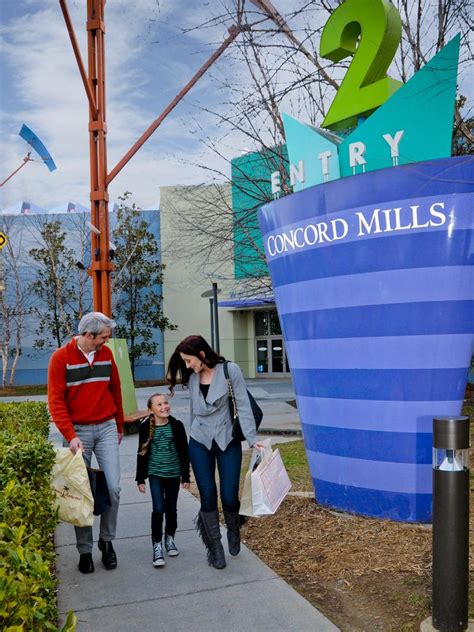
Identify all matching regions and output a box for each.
[149,475,180,538]
[189,437,242,513]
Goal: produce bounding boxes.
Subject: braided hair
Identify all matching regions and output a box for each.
[138,393,167,456]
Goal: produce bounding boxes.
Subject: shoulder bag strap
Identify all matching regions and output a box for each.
[223,361,238,421]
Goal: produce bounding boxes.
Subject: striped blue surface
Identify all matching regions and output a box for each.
[286,335,473,369]
[302,423,432,463]
[314,479,432,522]
[259,157,474,522]
[259,156,474,231]
[268,230,474,288]
[292,368,468,401]
[281,300,474,340]
[263,194,474,260]
[306,450,432,494]
[275,267,474,314]
[296,396,461,433]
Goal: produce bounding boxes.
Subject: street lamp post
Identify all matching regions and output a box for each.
[201,285,221,352]
[209,298,215,350]
[212,282,220,354]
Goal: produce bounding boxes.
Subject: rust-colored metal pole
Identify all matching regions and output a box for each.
[86,0,113,316]
[0,156,32,188]
[60,0,246,316]
[59,0,98,118]
[106,24,245,186]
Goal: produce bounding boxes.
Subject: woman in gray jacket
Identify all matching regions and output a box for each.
[167,335,264,569]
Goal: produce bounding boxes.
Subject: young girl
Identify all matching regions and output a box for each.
[136,393,190,567]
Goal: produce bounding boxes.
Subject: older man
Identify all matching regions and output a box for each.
[48,312,124,574]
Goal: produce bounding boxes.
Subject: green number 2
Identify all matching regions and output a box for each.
[320,0,402,131]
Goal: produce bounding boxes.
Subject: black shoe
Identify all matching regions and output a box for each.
[78,552,95,574]
[98,539,117,570]
[196,511,226,570]
[223,510,241,556]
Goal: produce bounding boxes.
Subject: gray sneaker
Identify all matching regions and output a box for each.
[165,535,179,557]
[153,541,165,567]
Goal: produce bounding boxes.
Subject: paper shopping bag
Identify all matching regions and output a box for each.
[251,448,292,516]
[240,468,254,516]
[240,442,271,517]
[52,448,94,527]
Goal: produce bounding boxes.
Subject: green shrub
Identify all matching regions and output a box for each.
[0,401,51,438]
[0,401,75,631]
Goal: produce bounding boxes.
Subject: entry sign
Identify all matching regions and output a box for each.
[0,233,7,249]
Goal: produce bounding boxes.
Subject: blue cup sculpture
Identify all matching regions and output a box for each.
[259,156,474,522]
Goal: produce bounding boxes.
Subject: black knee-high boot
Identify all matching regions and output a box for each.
[223,510,243,556]
[195,510,226,569]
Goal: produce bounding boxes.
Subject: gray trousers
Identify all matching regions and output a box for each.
[66,420,121,554]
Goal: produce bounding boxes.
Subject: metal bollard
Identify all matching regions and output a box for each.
[432,416,470,631]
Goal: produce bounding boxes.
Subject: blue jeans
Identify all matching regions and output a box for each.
[68,420,121,554]
[189,437,242,513]
[149,475,180,538]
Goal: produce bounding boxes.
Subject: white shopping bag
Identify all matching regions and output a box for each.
[51,448,94,527]
[240,439,292,517]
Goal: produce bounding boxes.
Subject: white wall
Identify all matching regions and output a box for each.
[159,184,256,375]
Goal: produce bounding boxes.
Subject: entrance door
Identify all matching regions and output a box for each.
[254,311,290,376]
[255,336,290,375]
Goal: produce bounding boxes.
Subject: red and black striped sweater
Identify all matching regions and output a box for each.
[48,338,124,442]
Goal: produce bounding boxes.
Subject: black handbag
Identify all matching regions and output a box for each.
[87,467,112,516]
[223,361,263,441]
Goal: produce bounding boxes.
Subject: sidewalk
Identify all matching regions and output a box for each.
[132,378,302,436]
[51,379,338,631]
[52,437,337,631]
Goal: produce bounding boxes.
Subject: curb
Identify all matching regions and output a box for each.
[259,428,302,436]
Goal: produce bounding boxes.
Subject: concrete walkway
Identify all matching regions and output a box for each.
[14,379,338,631]
[133,378,303,437]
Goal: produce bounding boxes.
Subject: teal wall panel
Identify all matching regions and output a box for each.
[231,146,289,279]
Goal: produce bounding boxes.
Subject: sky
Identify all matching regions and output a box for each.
[0,1,472,211]
[0,0,265,209]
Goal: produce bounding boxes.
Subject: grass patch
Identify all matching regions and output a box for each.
[0,384,48,397]
[0,378,170,398]
[276,440,313,490]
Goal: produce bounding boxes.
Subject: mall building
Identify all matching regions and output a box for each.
[1,147,287,384]
[159,147,289,378]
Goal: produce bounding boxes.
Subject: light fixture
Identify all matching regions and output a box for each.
[432,415,470,630]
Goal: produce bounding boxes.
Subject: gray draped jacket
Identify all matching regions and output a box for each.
[188,361,257,450]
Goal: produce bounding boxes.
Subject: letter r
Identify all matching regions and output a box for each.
[349,142,367,167]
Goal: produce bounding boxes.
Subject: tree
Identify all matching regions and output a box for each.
[112,193,176,377]
[29,220,78,349]
[170,0,473,293]
[0,216,36,387]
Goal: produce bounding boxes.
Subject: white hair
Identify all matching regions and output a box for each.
[78,312,116,335]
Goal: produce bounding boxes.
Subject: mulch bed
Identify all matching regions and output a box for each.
[187,398,474,630]
[241,497,432,630]
[241,494,474,631]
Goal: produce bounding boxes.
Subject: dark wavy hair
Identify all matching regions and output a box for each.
[167,335,225,392]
